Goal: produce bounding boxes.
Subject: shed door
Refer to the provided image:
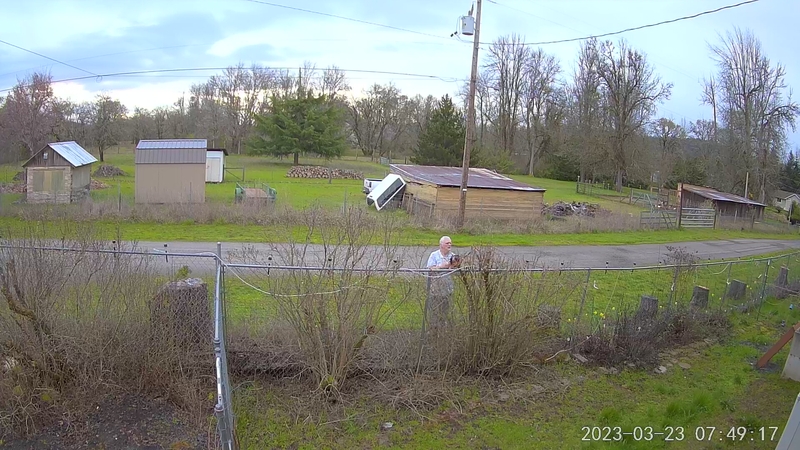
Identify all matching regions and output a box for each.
[206,158,221,182]
[32,169,65,193]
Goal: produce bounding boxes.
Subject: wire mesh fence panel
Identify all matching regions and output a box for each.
[0,243,223,442]
[4,240,800,449]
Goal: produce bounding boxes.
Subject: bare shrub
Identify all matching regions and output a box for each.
[0,223,213,439]
[579,305,731,367]
[255,206,408,395]
[446,247,560,376]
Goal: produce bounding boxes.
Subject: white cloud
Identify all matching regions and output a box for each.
[53,79,195,111]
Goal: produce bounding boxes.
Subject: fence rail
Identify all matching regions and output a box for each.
[680,208,716,228]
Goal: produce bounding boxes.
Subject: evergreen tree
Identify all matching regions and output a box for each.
[412,95,465,166]
[249,90,346,165]
[780,151,800,192]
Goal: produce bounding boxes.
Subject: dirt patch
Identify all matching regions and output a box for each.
[1,392,208,449]
[93,165,126,177]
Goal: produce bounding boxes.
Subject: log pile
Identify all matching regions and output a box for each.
[542,201,603,217]
[90,179,110,190]
[286,165,363,180]
[0,182,25,194]
[93,164,126,177]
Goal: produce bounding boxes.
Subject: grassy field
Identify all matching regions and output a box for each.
[224,250,800,449]
[0,145,796,245]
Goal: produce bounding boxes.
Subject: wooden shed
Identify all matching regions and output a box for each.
[679,183,765,220]
[390,164,545,220]
[135,139,206,204]
[22,141,97,204]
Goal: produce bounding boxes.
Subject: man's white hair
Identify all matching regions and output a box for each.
[440,236,451,245]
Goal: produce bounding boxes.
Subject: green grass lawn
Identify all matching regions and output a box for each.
[225,250,800,449]
[0,216,797,246]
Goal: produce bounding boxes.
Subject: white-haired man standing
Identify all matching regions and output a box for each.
[426,236,460,332]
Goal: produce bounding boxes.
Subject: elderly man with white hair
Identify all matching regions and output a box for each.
[426,236,460,333]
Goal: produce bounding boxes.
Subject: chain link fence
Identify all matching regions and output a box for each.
[2,241,800,449]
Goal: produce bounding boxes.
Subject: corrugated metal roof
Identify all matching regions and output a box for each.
[135,148,206,164]
[682,183,766,207]
[47,141,97,167]
[390,164,545,192]
[136,139,207,149]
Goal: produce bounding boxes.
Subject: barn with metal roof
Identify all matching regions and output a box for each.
[22,141,98,204]
[135,139,207,203]
[389,164,546,221]
[679,183,765,221]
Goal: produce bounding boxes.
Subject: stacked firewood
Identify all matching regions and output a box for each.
[286,165,363,180]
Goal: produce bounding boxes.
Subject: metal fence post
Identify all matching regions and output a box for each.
[757,259,772,321]
[416,272,431,375]
[213,241,237,449]
[720,262,733,311]
[668,265,680,308]
[572,269,591,348]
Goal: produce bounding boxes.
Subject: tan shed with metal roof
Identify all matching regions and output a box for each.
[135,139,207,204]
[389,164,546,221]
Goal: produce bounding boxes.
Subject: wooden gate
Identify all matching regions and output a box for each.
[680,208,716,228]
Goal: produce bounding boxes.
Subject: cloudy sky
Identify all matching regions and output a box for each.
[1,0,798,147]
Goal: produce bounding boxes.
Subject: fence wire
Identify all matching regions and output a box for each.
[2,242,800,450]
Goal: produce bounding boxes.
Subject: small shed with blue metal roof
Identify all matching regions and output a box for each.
[134,139,207,203]
[22,141,98,204]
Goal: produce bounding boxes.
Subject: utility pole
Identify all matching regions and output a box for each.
[457,0,482,228]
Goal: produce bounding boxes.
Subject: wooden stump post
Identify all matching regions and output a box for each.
[636,295,658,322]
[775,266,789,288]
[727,280,747,300]
[690,286,710,309]
[150,278,211,354]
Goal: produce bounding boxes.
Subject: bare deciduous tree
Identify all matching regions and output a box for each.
[708,27,799,201]
[521,48,561,175]
[4,72,56,157]
[484,34,528,155]
[348,84,406,160]
[92,95,128,162]
[597,39,672,191]
[651,118,685,187]
[567,39,604,181]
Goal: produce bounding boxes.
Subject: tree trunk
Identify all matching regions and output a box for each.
[615,169,623,192]
[99,148,105,162]
[293,152,299,165]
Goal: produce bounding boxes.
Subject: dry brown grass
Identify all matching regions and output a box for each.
[0,224,213,440]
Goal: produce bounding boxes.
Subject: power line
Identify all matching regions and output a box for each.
[480,0,762,45]
[0,66,462,93]
[240,0,456,42]
[0,38,466,80]
[486,0,582,33]
[0,38,98,77]
[488,0,701,83]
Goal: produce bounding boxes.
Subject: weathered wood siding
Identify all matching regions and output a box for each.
[26,167,71,204]
[434,187,543,220]
[25,148,71,168]
[70,165,91,202]
[404,182,439,204]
